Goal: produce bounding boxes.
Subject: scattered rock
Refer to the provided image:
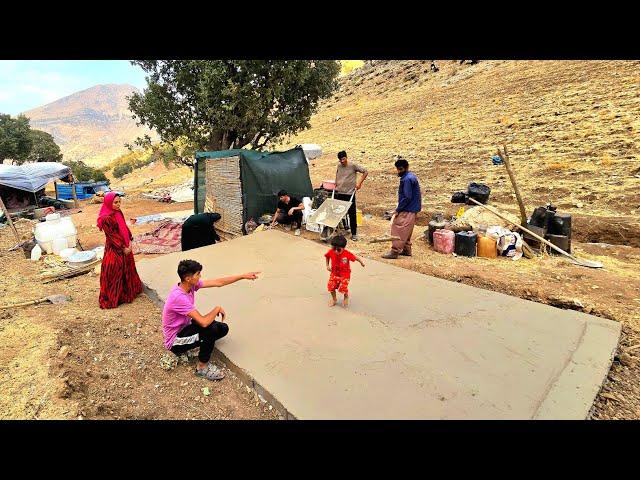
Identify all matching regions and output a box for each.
[202,387,211,396]
[160,353,178,371]
[100,372,109,379]
[619,352,636,367]
[573,299,584,308]
[57,345,70,359]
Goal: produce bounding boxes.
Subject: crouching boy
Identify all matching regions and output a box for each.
[162,259,259,381]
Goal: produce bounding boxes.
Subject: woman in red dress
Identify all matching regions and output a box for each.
[97,192,143,309]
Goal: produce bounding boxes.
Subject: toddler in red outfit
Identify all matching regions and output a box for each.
[324,234,365,307]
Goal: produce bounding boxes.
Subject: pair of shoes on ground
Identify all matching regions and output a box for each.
[195,362,225,381]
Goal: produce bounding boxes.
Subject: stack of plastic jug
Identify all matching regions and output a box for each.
[34,213,78,254]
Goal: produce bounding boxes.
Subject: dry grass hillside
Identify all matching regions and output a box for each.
[280,60,640,245]
[24,84,156,168]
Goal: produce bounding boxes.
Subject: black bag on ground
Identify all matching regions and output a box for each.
[467,183,491,204]
[451,191,468,203]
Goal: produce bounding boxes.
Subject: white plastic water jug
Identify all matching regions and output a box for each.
[34,220,60,254]
[52,237,68,255]
[30,244,42,261]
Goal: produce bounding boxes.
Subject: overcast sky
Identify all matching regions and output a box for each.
[0,60,148,115]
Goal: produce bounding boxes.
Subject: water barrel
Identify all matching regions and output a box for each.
[433,229,455,254]
[455,231,478,257]
[477,235,497,258]
[549,213,572,238]
[547,234,571,254]
[544,209,556,231]
[530,207,548,228]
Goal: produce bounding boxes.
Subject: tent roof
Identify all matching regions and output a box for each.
[0,162,72,193]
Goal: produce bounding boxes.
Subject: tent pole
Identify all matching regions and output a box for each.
[0,195,20,242]
[71,175,79,208]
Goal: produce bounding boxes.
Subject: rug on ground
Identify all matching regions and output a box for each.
[132,220,183,254]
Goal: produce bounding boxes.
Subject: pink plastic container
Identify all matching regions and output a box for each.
[433,229,455,254]
[322,180,336,190]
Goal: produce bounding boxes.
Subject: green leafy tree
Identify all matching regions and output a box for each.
[128,60,340,163]
[0,114,33,164]
[64,160,108,182]
[26,129,63,163]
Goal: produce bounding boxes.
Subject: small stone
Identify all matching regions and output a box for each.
[576,202,584,208]
[86,331,91,337]
[100,372,109,379]
[202,387,211,396]
[268,405,273,410]
[573,299,584,308]
[57,345,70,359]
[619,353,636,367]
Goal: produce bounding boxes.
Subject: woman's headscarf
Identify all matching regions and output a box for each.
[97,192,132,246]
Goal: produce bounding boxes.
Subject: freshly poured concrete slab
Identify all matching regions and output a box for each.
[138,229,621,419]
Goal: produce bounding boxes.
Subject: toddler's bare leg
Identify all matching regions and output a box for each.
[329,291,337,307]
[342,293,349,307]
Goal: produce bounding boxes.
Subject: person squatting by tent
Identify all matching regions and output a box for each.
[334,150,368,241]
[382,158,422,259]
[270,190,304,236]
[97,192,144,309]
[181,212,222,252]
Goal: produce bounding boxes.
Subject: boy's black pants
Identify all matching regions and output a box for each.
[170,320,229,363]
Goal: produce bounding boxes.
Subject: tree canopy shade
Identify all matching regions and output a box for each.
[128,60,340,152]
[0,114,32,164]
[25,129,63,163]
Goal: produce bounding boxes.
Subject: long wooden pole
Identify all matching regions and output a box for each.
[70,175,79,208]
[498,144,527,226]
[0,195,20,242]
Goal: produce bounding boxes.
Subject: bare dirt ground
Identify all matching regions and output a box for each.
[0,197,278,420]
[280,60,640,419]
[2,60,638,419]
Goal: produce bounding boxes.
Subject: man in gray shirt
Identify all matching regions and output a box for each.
[334,150,368,241]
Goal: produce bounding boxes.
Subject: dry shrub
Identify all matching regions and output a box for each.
[601,153,614,166]
[547,162,570,171]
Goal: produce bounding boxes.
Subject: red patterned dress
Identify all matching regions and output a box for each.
[99,214,143,309]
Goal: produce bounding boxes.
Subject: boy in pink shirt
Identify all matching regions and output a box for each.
[162,259,259,381]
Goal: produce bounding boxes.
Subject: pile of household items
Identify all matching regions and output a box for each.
[29,212,103,282]
[0,162,79,222]
[425,182,572,261]
[143,181,194,203]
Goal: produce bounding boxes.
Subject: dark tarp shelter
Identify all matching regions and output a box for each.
[194,147,313,236]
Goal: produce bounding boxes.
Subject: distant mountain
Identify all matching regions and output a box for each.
[24,84,156,167]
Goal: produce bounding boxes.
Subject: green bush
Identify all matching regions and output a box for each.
[113,163,134,179]
[64,161,108,182]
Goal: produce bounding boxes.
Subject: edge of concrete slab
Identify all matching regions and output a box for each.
[144,284,296,420]
[533,318,622,420]
[143,260,622,420]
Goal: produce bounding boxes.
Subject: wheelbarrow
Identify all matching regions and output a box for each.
[306,190,354,242]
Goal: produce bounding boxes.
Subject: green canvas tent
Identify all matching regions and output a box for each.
[194,147,313,236]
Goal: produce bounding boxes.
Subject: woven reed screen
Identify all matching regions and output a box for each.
[204,156,244,237]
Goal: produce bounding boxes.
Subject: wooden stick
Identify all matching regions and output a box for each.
[368,236,401,244]
[498,144,527,226]
[70,176,79,208]
[0,195,20,242]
